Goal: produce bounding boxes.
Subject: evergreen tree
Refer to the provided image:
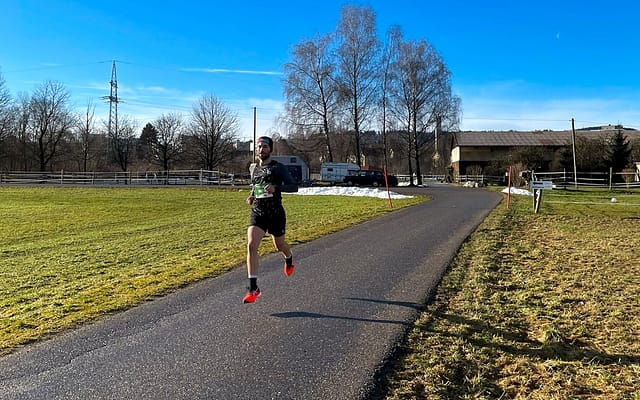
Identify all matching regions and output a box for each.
[138,122,158,162]
[605,129,631,173]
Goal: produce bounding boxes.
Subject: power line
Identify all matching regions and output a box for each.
[3,60,114,74]
[123,99,279,121]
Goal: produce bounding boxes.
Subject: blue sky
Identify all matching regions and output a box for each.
[2,0,638,141]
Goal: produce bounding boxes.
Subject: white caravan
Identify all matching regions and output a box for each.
[320,162,360,184]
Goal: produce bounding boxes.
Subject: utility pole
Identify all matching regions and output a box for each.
[253,107,257,160]
[571,118,577,188]
[102,61,119,137]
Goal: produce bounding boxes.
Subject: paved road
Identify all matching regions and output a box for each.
[0,184,502,400]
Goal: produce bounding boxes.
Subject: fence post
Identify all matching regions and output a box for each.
[609,167,613,190]
[533,188,542,213]
[506,166,512,209]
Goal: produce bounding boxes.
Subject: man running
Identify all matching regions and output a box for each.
[243,136,298,303]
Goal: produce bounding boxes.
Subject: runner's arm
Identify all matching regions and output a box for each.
[275,164,298,193]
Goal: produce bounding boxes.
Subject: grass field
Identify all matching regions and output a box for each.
[0,186,424,355]
[379,188,640,399]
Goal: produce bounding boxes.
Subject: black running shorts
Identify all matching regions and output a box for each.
[249,206,286,237]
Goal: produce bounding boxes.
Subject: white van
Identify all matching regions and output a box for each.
[320,162,360,184]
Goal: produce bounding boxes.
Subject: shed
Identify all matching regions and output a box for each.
[271,155,310,184]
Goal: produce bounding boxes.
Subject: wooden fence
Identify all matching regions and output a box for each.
[0,170,248,186]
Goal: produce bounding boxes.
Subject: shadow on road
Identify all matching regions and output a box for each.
[342,297,424,310]
[271,311,408,326]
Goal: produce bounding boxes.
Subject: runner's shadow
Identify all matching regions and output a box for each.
[271,311,407,326]
[343,297,424,310]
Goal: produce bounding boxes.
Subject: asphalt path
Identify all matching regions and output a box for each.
[0,184,502,400]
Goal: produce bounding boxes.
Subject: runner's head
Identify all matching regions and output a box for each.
[256,136,273,161]
[257,136,273,151]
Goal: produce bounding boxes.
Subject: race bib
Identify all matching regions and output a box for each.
[254,183,273,198]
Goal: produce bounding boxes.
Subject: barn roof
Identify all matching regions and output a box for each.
[452,128,640,147]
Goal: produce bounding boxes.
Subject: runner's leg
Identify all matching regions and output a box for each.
[247,225,266,277]
[272,234,291,258]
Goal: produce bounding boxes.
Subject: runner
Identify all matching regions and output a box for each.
[243,136,298,303]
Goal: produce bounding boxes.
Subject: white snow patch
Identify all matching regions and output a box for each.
[502,187,533,196]
[291,186,413,199]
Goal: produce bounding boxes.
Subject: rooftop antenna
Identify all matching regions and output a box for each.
[102,60,119,136]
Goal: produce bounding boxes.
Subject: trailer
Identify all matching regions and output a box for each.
[320,162,360,184]
[271,155,310,184]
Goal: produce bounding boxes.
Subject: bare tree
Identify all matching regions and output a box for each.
[559,136,608,172]
[335,5,380,167]
[428,86,460,174]
[75,100,100,172]
[379,25,403,172]
[108,115,137,172]
[393,39,454,185]
[0,71,12,144]
[280,129,326,171]
[630,138,640,165]
[153,112,184,171]
[413,78,451,183]
[29,81,76,171]
[283,34,339,162]
[187,95,239,170]
[390,60,415,184]
[431,86,460,133]
[11,93,32,170]
[0,72,14,166]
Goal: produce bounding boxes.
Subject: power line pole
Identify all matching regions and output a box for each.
[253,106,257,160]
[102,60,119,136]
[571,118,577,188]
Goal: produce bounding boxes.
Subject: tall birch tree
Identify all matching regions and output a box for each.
[29,81,75,171]
[284,34,339,162]
[335,5,380,167]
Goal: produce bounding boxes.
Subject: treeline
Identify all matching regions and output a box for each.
[558,130,636,174]
[0,76,247,174]
[0,71,451,179]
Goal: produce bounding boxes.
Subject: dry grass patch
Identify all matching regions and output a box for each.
[381,192,640,399]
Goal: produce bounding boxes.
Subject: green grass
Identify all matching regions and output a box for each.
[379,188,640,399]
[0,186,424,354]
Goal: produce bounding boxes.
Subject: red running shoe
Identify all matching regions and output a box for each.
[242,288,261,303]
[284,258,294,277]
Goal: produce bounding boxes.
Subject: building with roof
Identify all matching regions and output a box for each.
[450,125,640,177]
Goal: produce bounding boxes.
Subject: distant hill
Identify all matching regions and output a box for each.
[577,124,637,131]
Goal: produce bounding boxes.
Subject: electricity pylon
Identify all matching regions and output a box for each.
[102,60,119,136]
